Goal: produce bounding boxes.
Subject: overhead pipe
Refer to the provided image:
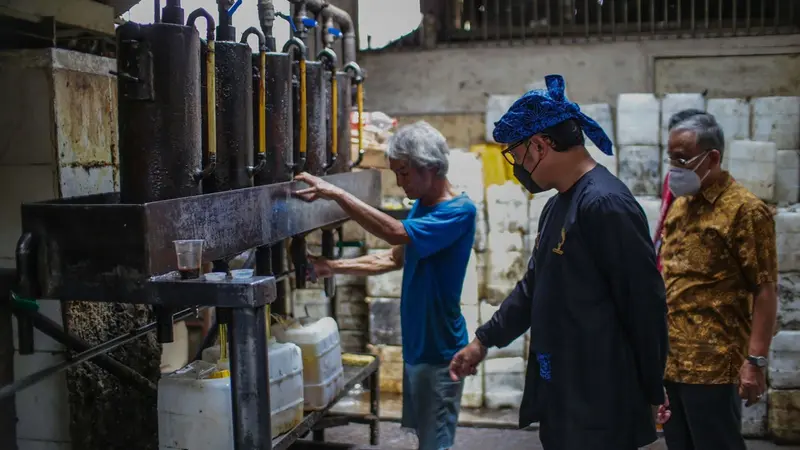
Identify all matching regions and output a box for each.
[344,61,365,168]
[241,27,268,178]
[257,0,277,51]
[304,0,357,65]
[317,47,338,173]
[282,37,309,173]
[187,9,218,182]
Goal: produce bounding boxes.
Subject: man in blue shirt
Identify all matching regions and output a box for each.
[295,120,477,450]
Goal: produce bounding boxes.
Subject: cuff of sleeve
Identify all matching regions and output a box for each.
[475,326,492,349]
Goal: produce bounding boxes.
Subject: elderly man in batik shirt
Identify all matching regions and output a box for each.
[660,113,778,450]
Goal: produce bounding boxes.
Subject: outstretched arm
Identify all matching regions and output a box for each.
[323,245,405,276]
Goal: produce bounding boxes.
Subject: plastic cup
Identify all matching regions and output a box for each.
[230,269,254,280]
[173,239,204,280]
[204,272,226,282]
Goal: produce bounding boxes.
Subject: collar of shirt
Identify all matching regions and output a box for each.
[697,170,733,205]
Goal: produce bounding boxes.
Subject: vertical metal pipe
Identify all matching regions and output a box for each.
[773,0,779,34]
[154,306,174,343]
[154,0,161,23]
[322,230,336,298]
[584,0,589,41]
[14,233,36,355]
[344,62,364,168]
[270,243,288,316]
[521,0,526,44]
[746,0,752,34]
[507,0,513,45]
[691,0,696,36]
[560,0,565,43]
[733,0,738,34]
[482,0,488,43]
[611,0,616,41]
[228,306,271,450]
[282,38,309,174]
[494,0,501,42]
[704,0,710,33]
[545,0,551,43]
[597,0,602,39]
[637,0,642,36]
[650,0,655,36]
[533,0,539,44]
[369,363,380,445]
[468,0,475,42]
[242,28,268,178]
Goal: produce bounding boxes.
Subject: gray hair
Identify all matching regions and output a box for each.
[671,113,726,158]
[386,121,450,177]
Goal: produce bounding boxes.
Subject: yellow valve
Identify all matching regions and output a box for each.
[356,83,364,156]
[218,322,228,361]
[331,76,338,157]
[206,40,217,158]
[258,50,267,158]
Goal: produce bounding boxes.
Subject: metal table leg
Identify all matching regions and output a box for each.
[369,364,380,445]
[227,305,272,450]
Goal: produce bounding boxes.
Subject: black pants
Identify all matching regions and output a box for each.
[663,382,746,450]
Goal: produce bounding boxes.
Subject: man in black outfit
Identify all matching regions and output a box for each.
[449,74,670,450]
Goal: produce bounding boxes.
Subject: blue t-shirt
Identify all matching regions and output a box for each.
[400,194,477,365]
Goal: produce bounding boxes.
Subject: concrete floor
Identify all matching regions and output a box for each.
[312,421,800,450]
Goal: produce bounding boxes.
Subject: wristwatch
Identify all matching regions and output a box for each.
[747,355,768,368]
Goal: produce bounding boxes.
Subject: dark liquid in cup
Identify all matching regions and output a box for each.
[179,268,200,280]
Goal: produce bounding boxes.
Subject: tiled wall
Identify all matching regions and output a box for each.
[0,48,118,450]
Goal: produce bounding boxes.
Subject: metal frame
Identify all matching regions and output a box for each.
[7,169,382,450]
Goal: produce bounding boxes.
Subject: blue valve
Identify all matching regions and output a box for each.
[302,17,318,29]
[227,0,243,16]
[276,12,297,33]
[327,28,342,39]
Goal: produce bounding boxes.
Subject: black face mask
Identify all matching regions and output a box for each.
[513,146,546,194]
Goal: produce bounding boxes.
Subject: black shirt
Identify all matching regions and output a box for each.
[476,164,668,450]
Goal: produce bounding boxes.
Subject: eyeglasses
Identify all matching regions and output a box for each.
[668,150,711,169]
[501,138,529,165]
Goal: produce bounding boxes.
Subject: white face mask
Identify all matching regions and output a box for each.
[667,151,710,197]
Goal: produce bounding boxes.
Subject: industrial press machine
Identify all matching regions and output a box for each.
[9,0,378,449]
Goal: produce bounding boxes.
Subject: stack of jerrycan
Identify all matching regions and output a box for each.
[157,333,304,448]
[273,317,345,410]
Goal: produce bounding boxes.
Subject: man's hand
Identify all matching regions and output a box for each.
[294,172,342,202]
[308,254,334,278]
[449,338,488,381]
[739,360,767,407]
[652,387,671,425]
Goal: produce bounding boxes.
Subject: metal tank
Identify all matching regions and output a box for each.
[303,60,327,176]
[196,8,254,193]
[333,71,353,173]
[116,19,203,203]
[256,52,294,184]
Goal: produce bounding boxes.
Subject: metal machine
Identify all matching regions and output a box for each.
[4,0,379,449]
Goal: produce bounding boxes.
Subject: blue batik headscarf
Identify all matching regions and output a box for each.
[492,74,613,156]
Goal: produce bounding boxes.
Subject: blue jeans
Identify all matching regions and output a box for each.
[401,362,464,450]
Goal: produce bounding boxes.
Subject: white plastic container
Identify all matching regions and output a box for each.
[273,317,345,410]
[159,340,304,449]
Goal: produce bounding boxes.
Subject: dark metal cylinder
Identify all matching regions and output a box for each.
[154,306,174,343]
[201,41,254,193]
[117,22,202,203]
[255,52,293,185]
[304,61,327,176]
[333,71,353,173]
[228,306,271,448]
